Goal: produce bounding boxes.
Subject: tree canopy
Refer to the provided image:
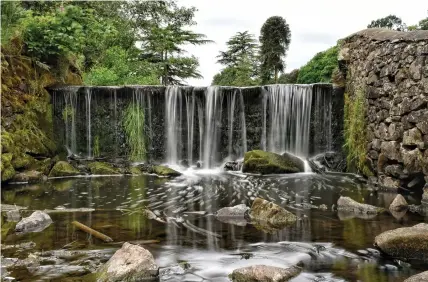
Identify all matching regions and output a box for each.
[259,16,291,84]
[296,45,338,84]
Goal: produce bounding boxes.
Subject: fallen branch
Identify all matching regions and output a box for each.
[72,221,113,242]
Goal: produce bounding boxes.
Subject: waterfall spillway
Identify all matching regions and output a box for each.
[262,85,313,157]
[52,84,339,168]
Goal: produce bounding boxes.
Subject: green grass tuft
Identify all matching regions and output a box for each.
[123,102,147,161]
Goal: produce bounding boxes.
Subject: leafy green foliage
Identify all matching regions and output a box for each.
[344,91,372,176]
[123,103,147,161]
[83,46,159,86]
[212,31,260,86]
[367,15,406,31]
[21,5,113,64]
[277,69,299,84]
[297,45,338,84]
[259,16,291,83]
[1,1,25,45]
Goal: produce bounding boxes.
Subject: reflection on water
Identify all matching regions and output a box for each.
[1,172,427,281]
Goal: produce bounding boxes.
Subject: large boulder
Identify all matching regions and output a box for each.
[88,162,121,175]
[308,151,347,173]
[48,161,80,177]
[15,211,52,234]
[97,242,159,282]
[242,150,303,174]
[337,196,384,214]
[389,194,408,211]
[230,265,301,282]
[374,223,428,261]
[249,198,297,230]
[216,204,250,226]
[404,271,428,282]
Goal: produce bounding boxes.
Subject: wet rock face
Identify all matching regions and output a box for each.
[242,150,303,174]
[97,242,159,282]
[389,194,408,211]
[249,198,297,230]
[308,151,347,173]
[337,196,383,214]
[230,265,301,282]
[340,29,428,189]
[15,211,52,234]
[374,223,428,262]
[404,270,428,282]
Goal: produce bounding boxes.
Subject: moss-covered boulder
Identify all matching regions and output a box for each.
[249,198,297,231]
[374,223,428,261]
[152,165,181,177]
[48,161,80,177]
[11,153,35,170]
[242,150,303,174]
[129,166,143,175]
[1,153,16,182]
[88,162,121,175]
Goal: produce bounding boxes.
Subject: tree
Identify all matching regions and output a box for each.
[297,45,338,84]
[367,15,406,31]
[277,69,299,84]
[259,16,291,84]
[130,0,212,85]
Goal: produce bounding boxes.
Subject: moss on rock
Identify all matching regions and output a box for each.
[88,162,121,175]
[11,153,35,169]
[48,161,80,177]
[242,150,302,174]
[152,165,181,177]
[130,166,143,175]
[1,153,15,182]
[249,197,297,230]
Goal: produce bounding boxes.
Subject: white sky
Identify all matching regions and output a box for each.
[179,0,427,86]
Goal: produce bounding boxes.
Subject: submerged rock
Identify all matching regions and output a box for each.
[230,264,301,282]
[242,150,303,174]
[389,194,408,211]
[374,223,428,261]
[48,161,80,177]
[97,242,159,282]
[404,271,428,282]
[249,198,297,229]
[88,162,121,175]
[216,204,250,226]
[15,211,52,234]
[337,196,384,214]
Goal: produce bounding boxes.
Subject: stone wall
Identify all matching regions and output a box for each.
[339,28,428,189]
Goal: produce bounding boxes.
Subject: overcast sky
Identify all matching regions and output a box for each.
[179,0,427,86]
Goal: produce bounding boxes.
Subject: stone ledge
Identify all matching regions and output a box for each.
[343,28,428,43]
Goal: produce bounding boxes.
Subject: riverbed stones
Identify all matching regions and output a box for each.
[15,211,52,234]
[242,150,303,174]
[230,265,301,282]
[337,196,383,214]
[404,271,428,282]
[48,161,80,177]
[389,194,408,211]
[249,198,297,229]
[97,242,159,282]
[374,223,428,261]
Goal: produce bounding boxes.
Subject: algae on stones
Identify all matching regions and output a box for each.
[48,161,80,177]
[88,162,121,175]
[242,150,302,174]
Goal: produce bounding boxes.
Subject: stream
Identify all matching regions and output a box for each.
[1,170,427,281]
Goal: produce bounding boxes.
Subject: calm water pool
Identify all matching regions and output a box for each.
[1,170,427,281]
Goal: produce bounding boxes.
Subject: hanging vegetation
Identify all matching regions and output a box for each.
[123,102,146,161]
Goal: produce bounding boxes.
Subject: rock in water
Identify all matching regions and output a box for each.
[230,265,301,282]
[98,242,159,282]
[242,150,303,174]
[11,170,44,183]
[389,194,408,211]
[337,196,383,214]
[6,210,21,222]
[404,271,428,282]
[48,161,80,177]
[250,198,297,229]
[422,184,428,205]
[374,223,428,261]
[15,211,52,234]
[88,162,121,175]
[216,204,250,226]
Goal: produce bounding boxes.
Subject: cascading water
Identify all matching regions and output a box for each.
[262,84,313,157]
[63,89,78,154]
[85,89,92,159]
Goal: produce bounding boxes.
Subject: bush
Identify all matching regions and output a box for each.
[297,45,338,84]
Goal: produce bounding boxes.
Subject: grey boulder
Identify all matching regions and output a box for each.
[404,271,428,282]
[15,211,52,234]
[216,204,250,226]
[337,196,384,214]
[389,194,408,211]
[230,264,301,282]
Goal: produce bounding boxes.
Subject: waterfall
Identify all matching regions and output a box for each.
[85,89,92,159]
[166,86,180,164]
[262,85,313,157]
[63,89,77,154]
[185,91,195,164]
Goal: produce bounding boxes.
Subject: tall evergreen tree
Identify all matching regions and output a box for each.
[259,16,291,84]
